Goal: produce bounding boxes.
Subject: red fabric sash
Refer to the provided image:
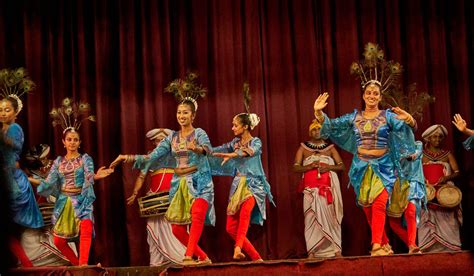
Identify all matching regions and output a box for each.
[298,166,333,204]
[423,163,445,185]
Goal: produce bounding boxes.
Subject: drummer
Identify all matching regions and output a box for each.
[418,124,462,252]
[125,128,186,266]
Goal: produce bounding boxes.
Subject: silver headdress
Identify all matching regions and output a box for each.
[164,72,207,111]
[0,67,36,114]
[49,98,96,134]
[350,42,402,93]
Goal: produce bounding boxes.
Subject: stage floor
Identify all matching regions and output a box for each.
[10,251,474,275]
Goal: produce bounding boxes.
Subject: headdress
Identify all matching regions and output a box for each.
[235,82,260,130]
[0,67,36,114]
[49,98,96,134]
[422,124,448,141]
[308,119,322,136]
[351,42,435,122]
[164,72,207,111]
[146,128,172,141]
[350,42,402,93]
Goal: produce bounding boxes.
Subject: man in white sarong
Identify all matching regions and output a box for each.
[419,124,462,252]
[293,120,345,258]
[126,128,186,266]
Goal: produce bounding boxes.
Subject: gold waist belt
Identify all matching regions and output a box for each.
[150,168,175,176]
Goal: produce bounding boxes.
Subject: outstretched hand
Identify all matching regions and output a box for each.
[94,166,114,180]
[109,155,127,169]
[452,113,467,133]
[213,152,237,165]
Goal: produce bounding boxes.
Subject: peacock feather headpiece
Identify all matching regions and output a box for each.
[164,72,207,111]
[0,67,36,114]
[49,98,96,134]
[350,42,402,93]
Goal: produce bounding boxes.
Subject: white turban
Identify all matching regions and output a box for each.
[422,124,448,141]
[146,128,172,141]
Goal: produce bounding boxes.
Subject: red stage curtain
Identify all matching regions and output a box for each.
[0,0,472,266]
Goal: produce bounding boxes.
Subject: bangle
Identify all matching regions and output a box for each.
[315,112,324,122]
[404,116,415,127]
[125,155,135,163]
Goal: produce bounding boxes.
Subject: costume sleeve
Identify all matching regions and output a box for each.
[134,134,172,171]
[209,138,238,176]
[387,110,418,159]
[463,135,474,151]
[212,139,236,153]
[82,154,95,188]
[238,137,262,157]
[319,110,357,154]
[195,128,213,154]
[37,157,61,197]
[7,124,24,151]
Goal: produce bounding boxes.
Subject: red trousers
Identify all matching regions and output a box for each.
[171,198,209,260]
[53,219,93,266]
[9,237,33,267]
[362,189,389,245]
[388,202,417,247]
[226,197,261,260]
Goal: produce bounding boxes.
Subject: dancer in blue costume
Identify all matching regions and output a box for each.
[211,85,274,261]
[110,73,214,266]
[31,98,113,266]
[1,67,43,267]
[313,43,423,256]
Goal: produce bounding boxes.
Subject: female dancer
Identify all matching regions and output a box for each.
[212,110,274,261]
[1,95,43,267]
[126,128,186,266]
[110,74,214,265]
[31,99,113,266]
[313,43,421,256]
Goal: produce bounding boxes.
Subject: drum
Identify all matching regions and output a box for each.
[436,184,462,208]
[425,184,436,202]
[38,202,54,226]
[138,191,170,217]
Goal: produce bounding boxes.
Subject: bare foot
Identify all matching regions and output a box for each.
[197,257,212,265]
[182,256,198,266]
[233,246,246,260]
[408,245,422,254]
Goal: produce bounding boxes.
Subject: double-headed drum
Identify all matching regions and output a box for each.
[436,184,462,208]
[138,191,170,217]
[38,202,55,226]
[425,184,436,202]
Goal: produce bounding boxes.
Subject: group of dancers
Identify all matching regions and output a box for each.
[1,43,472,268]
